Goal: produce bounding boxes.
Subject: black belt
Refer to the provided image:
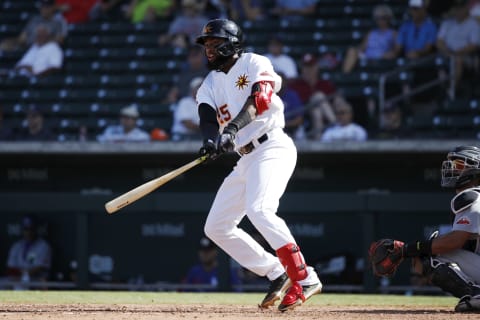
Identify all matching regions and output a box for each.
[238,133,268,156]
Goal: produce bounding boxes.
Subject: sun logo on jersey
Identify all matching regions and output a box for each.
[235,74,249,90]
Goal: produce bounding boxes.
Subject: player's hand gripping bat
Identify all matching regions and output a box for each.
[105,155,207,214]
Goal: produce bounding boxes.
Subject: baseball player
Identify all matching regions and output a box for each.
[195,19,322,311]
[369,145,480,313]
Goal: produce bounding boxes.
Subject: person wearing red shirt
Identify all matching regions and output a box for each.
[56,0,98,24]
[289,53,337,140]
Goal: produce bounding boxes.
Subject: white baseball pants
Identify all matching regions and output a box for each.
[204,130,319,284]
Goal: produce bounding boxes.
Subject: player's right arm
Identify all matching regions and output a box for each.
[198,103,220,159]
[196,76,220,159]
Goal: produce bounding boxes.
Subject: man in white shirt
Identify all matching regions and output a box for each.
[15,23,63,77]
[321,96,367,142]
[264,37,298,79]
[97,105,150,143]
[436,0,480,84]
[171,77,202,141]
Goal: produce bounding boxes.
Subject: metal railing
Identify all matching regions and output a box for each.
[378,54,455,118]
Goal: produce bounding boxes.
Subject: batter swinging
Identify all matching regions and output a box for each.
[195,19,322,311]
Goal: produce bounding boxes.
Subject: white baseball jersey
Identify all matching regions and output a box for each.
[436,187,480,284]
[451,187,480,254]
[196,52,285,148]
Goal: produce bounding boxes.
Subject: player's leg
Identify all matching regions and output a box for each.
[435,250,480,312]
[243,134,321,311]
[415,250,480,312]
[203,164,285,284]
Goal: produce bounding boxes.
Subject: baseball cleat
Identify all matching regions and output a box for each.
[455,295,480,313]
[278,281,322,312]
[259,273,291,309]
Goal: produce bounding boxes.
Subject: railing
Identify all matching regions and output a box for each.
[378,54,455,121]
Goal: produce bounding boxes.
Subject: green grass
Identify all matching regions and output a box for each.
[0,291,457,307]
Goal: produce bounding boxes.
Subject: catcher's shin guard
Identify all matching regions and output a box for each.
[426,258,480,298]
[276,243,308,282]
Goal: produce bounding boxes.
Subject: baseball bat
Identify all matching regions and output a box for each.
[105,155,208,214]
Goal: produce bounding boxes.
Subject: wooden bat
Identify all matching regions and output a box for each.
[105,155,207,214]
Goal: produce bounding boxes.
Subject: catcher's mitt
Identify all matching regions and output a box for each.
[368,239,405,277]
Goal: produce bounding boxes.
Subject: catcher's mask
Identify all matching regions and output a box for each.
[196,19,244,70]
[441,146,480,188]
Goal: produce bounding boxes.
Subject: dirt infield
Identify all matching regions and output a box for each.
[1,303,479,320]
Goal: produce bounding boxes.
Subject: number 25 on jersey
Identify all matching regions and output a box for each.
[217,104,231,125]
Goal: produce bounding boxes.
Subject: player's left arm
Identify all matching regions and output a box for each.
[429,231,472,255]
[217,81,274,153]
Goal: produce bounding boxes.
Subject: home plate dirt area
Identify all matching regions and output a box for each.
[1,304,479,320]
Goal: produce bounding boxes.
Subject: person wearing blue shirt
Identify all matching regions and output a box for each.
[277,73,305,139]
[183,237,241,291]
[394,0,437,59]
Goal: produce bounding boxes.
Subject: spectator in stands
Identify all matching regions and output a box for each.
[56,0,98,24]
[472,3,480,23]
[158,0,209,49]
[124,0,175,24]
[182,237,241,292]
[0,107,13,141]
[229,0,264,22]
[97,104,150,142]
[171,77,202,141]
[290,53,336,139]
[89,0,129,21]
[342,5,397,73]
[264,36,298,79]
[393,0,438,59]
[6,215,52,287]
[174,45,209,98]
[0,0,68,52]
[278,72,305,140]
[269,0,317,21]
[203,0,229,20]
[373,104,411,139]
[14,23,64,78]
[14,105,54,141]
[321,96,368,142]
[436,0,480,84]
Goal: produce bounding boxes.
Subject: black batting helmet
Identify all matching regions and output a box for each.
[441,146,480,188]
[196,19,244,57]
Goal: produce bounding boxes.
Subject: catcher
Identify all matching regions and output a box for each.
[369,145,480,313]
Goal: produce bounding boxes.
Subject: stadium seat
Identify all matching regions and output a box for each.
[339,85,378,98]
[405,114,435,138]
[98,74,137,88]
[50,103,94,117]
[64,48,100,61]
[58,88,98,103]
[138,103,171,117]
[64,74,102,88]
[440,99,479,114]
[96,88,137,102]
[242,19,280,33]
[129,60,179,73]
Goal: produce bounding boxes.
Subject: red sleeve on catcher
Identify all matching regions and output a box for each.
[276,243,308,282]
[251,81,273,115]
